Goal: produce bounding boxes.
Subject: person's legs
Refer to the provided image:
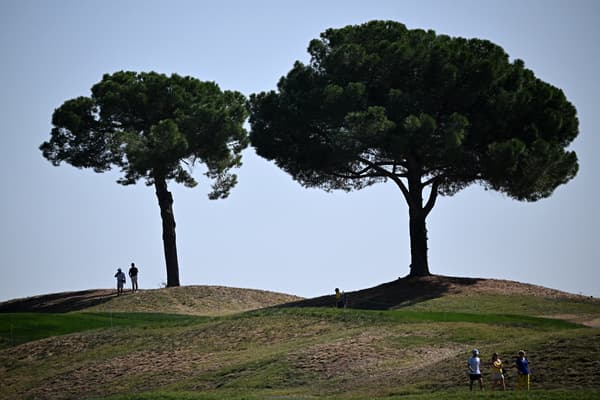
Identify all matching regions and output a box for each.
[469,375,480,391]
[493,374,505,390]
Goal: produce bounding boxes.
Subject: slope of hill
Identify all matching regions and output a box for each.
[285,275,600,326]
[286,275,591,309]
[1,277,599,400]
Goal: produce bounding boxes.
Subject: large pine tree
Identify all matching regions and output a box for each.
[41,71,249,286]
[249,21,579,277]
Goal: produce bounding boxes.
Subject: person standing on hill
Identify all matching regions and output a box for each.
[467,349,484,391]
[490,352,506,390]
[114,268,126,295]
[335,288,342,308]
[128,262,139,292]
[515,350,531,391]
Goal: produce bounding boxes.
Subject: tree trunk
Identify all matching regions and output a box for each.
[406,166,431,277]
[408,206,430,277]
[155,177,180,287]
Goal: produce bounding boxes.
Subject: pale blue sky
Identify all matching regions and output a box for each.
[1,0,598,302]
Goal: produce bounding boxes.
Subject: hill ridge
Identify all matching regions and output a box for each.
[0,285,303,315]
[1,276,595,316]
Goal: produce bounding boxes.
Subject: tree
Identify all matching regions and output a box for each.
[40,71,248,286]
[249,21,579,277]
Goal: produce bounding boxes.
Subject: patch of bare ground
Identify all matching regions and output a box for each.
[453,277,589,299]
[543,314,600,328]
[22,347,224,400]
[287,328,466,393]
[584,317,600,328]
[2,330,230,399]
[2,333,100,362]
[288,330,393,379]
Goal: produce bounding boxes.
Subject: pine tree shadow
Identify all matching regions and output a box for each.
[280,275,482,310]
[0,289,116,313]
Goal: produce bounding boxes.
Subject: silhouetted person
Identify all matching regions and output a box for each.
[128,262,139,292]
[114,268,126,295]
[335,288,342,308]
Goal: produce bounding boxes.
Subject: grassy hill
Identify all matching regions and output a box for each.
[1,277,599,400]
[0,285,303,316]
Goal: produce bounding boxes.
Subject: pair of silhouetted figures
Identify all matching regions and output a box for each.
[114,263,139,295]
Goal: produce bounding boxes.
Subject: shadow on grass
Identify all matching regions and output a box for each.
[280,275,482,310]
[0,289,116,313]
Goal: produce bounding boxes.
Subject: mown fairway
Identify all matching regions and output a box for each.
[1,282,599,399]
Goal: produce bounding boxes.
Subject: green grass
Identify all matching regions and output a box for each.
[245,307,582,330]
[403,294,600,316]
[0,312,208,348]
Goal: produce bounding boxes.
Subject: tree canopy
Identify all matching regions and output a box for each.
[41,71,248,285]
[249,20,579,276]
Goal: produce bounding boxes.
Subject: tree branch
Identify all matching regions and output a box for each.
[333,171,384,180]
[424,178,442,217]
[358,156,411,203]
[338,159,408,179]
[422,175,442,187]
